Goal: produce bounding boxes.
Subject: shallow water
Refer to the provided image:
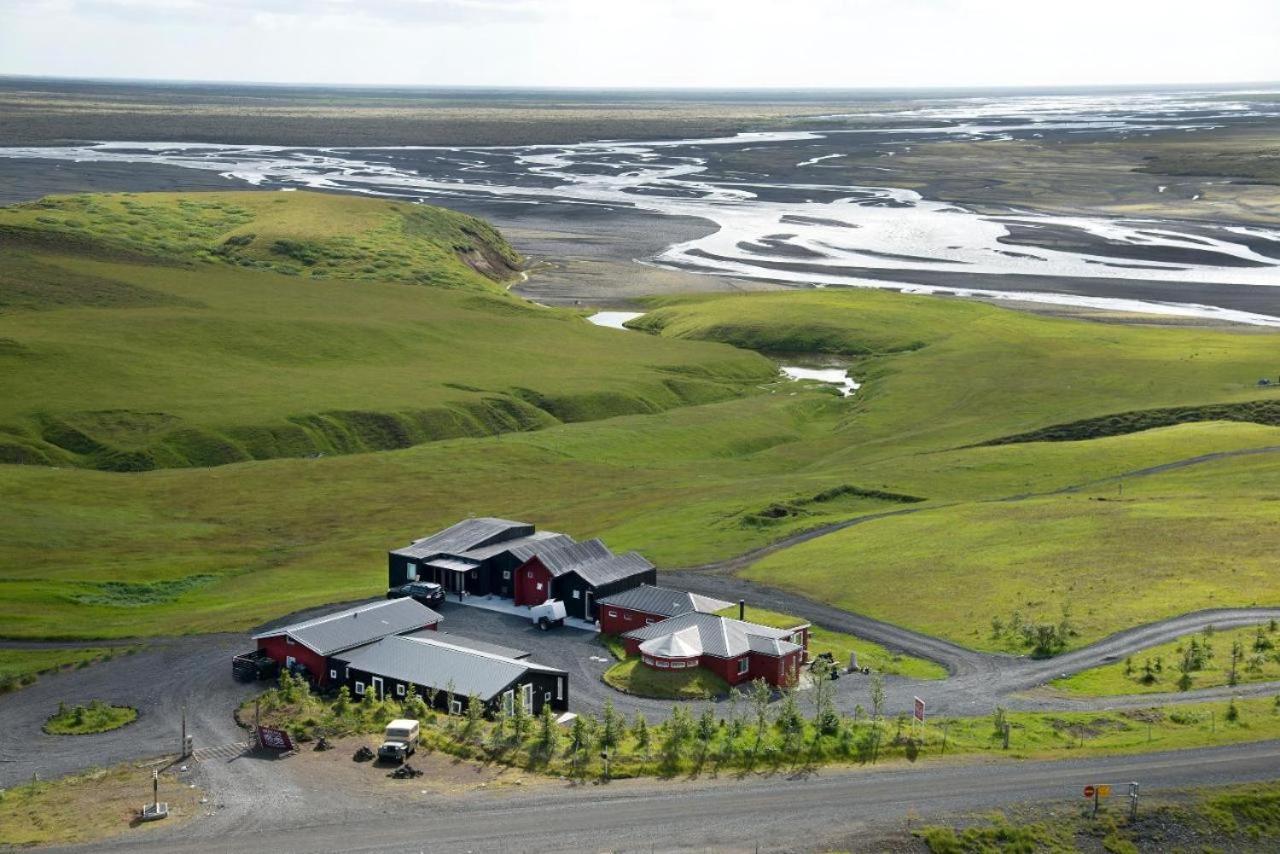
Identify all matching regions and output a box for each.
[9,89,1280,325]
[587,311,644,330]
[778,366,860,397]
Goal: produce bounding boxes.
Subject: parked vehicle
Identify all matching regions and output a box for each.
[377,719,420,764]
[530,599,567,630]
[231,649,279,682]
[386,581,445,608]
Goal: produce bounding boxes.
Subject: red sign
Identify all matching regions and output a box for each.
[257,726,293,751]
[1083,785,1095,799]
[913,696,925,722]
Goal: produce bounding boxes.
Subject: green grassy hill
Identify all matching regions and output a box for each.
[4,203,1280,646]
[0,192,774,470]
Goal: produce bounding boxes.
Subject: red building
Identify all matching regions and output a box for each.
[251,598,441,687]
[510,537,656,621]
[621,612,809,688]
[597,584,734,635]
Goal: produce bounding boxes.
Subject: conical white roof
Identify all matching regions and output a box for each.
[639,626,703,658]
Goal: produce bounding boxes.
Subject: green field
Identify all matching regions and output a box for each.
[3,194,1280,648]
[0,647,124,692]
[1053,622,1280,696]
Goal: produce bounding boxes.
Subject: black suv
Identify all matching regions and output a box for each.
[387,581,446,608]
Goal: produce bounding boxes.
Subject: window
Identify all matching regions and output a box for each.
[572,590,580,599]
[449,698,463,715]
[656,660,670,668]
[645,618,655,625]
[285,636,295,646]
[406,562,418,580]
[536,582,543,591]
[502,689,515,716]
[545,691,552,704]
[396,684,406,697]
[670,661,684,669]
[556,678,563,701]
[522,683,533,713]
[642,656,653,666]
[355,681,365,695]
[737,658,750,675]
[607,610,617,618]
[329,669,337,680]
[503,570,511,580]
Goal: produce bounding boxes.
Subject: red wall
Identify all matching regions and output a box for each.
[514,558,553,607]
[258,635,330,685]
[600,605,666,636]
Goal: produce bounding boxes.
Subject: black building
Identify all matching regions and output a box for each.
[332,632,569,716]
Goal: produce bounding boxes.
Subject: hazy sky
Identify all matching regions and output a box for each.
[3,0,1279,89]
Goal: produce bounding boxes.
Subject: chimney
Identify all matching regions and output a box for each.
[738,599,745,621]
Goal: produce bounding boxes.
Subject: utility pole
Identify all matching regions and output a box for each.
[181,705,188,759]
[1128,781,1140,822]
[941,722,950,755]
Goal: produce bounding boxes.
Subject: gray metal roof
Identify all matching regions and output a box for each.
[253,598,440,656]
[391,518,533,560]
[570,551,655,587]
[509,537,613,576]
[431,632,529,660]
[336,634,563,701]
[598,584,731,618]
[426,557,480,573]
[459,531,570,562]
[622,612,802,659]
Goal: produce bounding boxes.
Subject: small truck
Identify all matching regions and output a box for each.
[377,719,420,764]
[530,599,567,630]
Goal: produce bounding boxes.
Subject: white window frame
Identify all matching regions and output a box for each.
[737,657,750,675]
[355,681,365,695]
[556,677,563,701]
[572,590,580,599]
[449,698,463,715]
[285,655,296,669]
[521,683,533,713]
[503,570,511,580]
[536,582,543,591]
[396,684,406,696]
[406,562,418,580]
[656,660,670,669]
[329,669,337,680]
[545,691,552,704]
[607,610,617,617]
[285,636,295,646]
[502,689,515,716]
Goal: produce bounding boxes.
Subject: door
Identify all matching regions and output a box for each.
[371,676,384,699]
[518,565,548,607]
[521,683,533,714]
[285,655,296,670]
[583,590,592,621]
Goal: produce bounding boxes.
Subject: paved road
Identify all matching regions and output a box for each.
[47,739,1280,853]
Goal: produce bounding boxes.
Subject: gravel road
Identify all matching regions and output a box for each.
[41,739,1280,853]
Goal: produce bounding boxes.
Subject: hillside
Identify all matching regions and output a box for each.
[0,192,775,470]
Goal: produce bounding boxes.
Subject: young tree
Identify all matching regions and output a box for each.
[1229,640,1243,687]
[333,685,352,716]
[1226,698,1240,723]
[809,658,839,736]
[570,713,595,777]
[537,704,559,760]
[663,705,693,764]
[489,703,509,750]
[696,706,717,758]
[631,712,651,760]
[1177,671,1194,692]
[869,672,886,721]
[600,698,622,751]
[776,689,804,755]
[750,678,772,748]
[512,693,530,743]
[463,693,484,741]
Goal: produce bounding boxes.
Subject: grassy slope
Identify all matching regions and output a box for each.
[633,290,1280,649]
[0,192,774,469]
[1053,622,1280,696]
[5,214,1280,645]
[0,647,122,691]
